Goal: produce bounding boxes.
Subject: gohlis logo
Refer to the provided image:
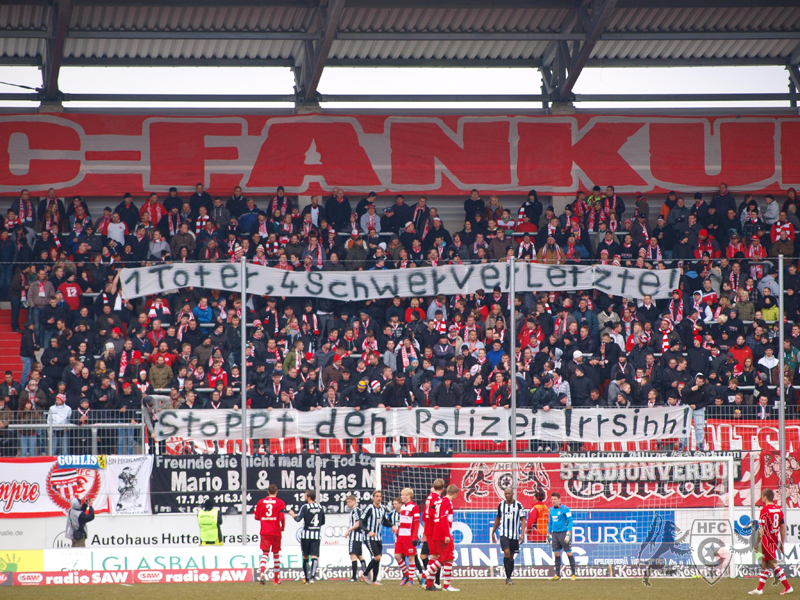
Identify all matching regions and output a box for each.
[136,571,163,583]
[0,573,9,583]
[46,465,100,511]
[17,573,43,584]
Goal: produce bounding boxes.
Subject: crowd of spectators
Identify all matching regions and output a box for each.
[0,182,798,457]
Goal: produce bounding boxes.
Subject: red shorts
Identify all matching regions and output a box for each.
[260,534,281,553]
[429,539,455,562]
[395,538,416,557]
[762,543,778,562]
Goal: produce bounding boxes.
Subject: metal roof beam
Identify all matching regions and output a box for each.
[62,93,295,102]
[789,65,800,90]
[298,0,346,102]
[335,30,800,42]
[559,0,618,101]
[587,57,786,67]
[336,32,585,41]
[61,56,295,67]
[604,31,800,41]
[0,56,42,66]
[0,92,793,104]
[0,29,49,38]
[68,30,319,40]
[42,0,71,102]
[790,44,800,65]
[327,57,541,67]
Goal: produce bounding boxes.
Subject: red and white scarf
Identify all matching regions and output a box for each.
[669,298,684,322]
[17,197,33,222]
[195,214,210,235]
[400,345,418,369]
[270,196,289,215]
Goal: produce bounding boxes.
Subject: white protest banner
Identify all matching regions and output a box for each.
[120,262,681,301]
[106,455,153,516]
[152,406,691,444]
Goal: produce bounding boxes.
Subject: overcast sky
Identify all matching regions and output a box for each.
[0,64,793,110]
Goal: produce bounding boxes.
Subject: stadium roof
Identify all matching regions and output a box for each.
[1,0,800,108]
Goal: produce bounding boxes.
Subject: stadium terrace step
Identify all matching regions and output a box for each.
[0,308,26,380]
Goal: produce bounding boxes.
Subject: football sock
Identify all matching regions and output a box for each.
[442,561,453,589]
[310,558,318,580]
[568,554,577,575]
[368,559,380,582]
[415,555,424,575]
[260,553,268,575]
[352,560,358,579]
[504,557,513,579]
[758,569,769,591]
[273,553,280,579]
[302,558,308,581]
[775,566,791,590]
[554,555,562,577]
[360,559,367,574]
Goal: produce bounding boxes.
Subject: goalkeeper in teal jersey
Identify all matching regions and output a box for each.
[547,493,577,581]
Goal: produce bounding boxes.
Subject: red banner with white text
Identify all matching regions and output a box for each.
[0,457,109,518]
[1,114,799,196]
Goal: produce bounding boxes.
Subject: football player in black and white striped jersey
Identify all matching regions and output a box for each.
[289,490,326,584]
[344,494,369,583]
[360,490,394,585]
[490,487,527,585]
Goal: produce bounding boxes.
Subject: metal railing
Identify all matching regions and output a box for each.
[5,409,145,456]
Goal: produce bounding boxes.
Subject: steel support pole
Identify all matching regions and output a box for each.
[240,256,249,543]
[779,254,787,515]
[509,257,517,489]
[750,452,757,566]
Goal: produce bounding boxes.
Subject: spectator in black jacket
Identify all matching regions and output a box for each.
[684,373,713,451]
[20,320,36,387]
[325,189,352,232]
[569,366,594,407]
[114,193,139,232]
[115,381,141,455]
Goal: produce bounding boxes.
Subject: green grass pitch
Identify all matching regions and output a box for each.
[6,578,780,599]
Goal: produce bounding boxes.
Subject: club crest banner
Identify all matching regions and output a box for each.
[120,262,680,301]
[151,406,691,444]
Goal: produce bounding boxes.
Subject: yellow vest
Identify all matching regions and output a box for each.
[198,508,221,544]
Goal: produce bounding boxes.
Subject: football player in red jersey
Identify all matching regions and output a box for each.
[423,484,460,592]
[420,479,445,588]
[254,484,285,585]
[750,488,792,595]
[394,487,421,586]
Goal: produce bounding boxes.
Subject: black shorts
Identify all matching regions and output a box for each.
[365,539,383,558]
[348,539,363,555]
[301,539,321,557]
[420,541,430,556]
[499,537,520,555]
[551,531,571,553]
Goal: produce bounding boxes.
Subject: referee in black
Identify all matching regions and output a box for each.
[360,490,393,586]
[490,487,527,585]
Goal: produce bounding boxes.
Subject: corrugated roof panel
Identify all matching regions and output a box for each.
[338,7,570,33]
[330,38,551,61]
[70,5,316,33]
[607,6,800,32]
[592,36,798,60]
[65,37,304,60]
[0,37,43,58]
[0,4,48,31]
